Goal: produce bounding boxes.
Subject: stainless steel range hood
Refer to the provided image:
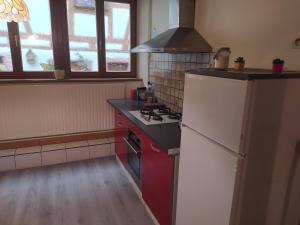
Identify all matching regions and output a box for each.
[131,0,212,53]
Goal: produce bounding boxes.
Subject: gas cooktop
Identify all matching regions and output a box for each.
[129,105,182,125]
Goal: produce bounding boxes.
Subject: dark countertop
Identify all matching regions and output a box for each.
[108,99,181,155]
[187,68,300,80]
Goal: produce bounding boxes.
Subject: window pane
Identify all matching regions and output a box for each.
[104,2,131,72]
[0,22,13,72]
[19,0,55,71]
[67,0,98,72]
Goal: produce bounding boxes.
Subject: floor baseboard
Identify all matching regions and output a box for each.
[0,130,115,150]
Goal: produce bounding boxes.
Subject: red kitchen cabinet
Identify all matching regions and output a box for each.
[142,136,174,225]
[115,111,128,165]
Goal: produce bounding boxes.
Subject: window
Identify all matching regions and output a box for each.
[0,22,13,71]
[67,0,98,72]
[0,0,137,79]
[104,2,131,72]
[19,0,54,71]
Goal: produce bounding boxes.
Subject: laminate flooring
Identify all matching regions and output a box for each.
[0,157,155,225]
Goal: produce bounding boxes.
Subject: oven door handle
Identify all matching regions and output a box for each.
[123,137,141,155]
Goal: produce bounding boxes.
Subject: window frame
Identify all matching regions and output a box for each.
[0,0,137,79]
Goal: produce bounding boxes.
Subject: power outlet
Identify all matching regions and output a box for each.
[292,38,300,49]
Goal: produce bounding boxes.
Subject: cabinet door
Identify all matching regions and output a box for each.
[115,111,127,164]
[142,137,174,225]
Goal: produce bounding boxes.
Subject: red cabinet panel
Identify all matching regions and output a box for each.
[115,111,127,164]
[142,136,174,225]
[115,109,174,225]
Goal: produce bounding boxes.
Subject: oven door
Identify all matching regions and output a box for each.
[123,137,141,188]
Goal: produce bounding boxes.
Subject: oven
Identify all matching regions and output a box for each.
[123,129,142,188]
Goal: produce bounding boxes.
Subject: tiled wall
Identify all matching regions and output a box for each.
[149,53,213,112]
[0,138,115,173]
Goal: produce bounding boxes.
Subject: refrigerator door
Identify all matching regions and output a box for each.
[176,126,243,225]
[182,73,248,153]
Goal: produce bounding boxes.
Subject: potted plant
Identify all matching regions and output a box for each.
[272,58,285,73]
[54,69,66,80]
[234,57,245,71]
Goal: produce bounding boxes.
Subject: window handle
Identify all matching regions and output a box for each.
[99,40,102,50]
[14,35,19,47]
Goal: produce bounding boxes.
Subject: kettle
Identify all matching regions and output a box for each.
[214,47,231,70]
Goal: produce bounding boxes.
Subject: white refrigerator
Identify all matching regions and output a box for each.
[175,73,300,225]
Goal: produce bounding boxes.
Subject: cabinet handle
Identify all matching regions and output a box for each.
[150,143,160,153]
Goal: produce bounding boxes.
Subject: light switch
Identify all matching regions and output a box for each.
[292,38,300,49]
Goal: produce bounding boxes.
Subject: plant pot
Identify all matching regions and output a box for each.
[234,62,245,71]
[272,63,284,73]
[54,70,65,80]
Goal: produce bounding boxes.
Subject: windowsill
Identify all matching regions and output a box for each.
[0,78,143,85]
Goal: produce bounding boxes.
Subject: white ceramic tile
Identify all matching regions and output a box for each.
[42,150,67,166]
[0,157,15,172]
[66,141,89,149]
[107,137,116,143]
[110,143,116,155]
[16,146,41,155]
[15,153,42,169]
[66,147,89,162]
[89,144,111,159]
[88,139,109,146]
[0,149,15,157]
[42,143,65,152]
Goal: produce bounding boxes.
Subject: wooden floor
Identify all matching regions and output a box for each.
[0,157,155,225]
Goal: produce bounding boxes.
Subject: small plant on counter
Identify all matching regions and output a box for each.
[234,57,245,71]
[272,58,285,73]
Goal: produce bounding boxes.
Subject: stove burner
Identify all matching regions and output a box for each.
[152,114,163,121]
[140,108,153,115]
[140,109,163,122]
[157,107,171,115]
[169,113,182,120]
[139,104,181,123]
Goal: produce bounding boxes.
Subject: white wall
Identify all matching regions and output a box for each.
[151,0,169,35]
[137,0,151,85]
[195,0,300,70]
[136,0,170,85]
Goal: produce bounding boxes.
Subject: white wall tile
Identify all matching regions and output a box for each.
[88,139,109,146]
[0,149,15,157]
[42,150,67,166]
[0,157,15,172]
[110,143,116,155]
[66,147,89,162]
[16,146,41,155]
[89,144,111,159]
[42,143,65,152]
[15,153,42,169]
[66,141,89,149]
